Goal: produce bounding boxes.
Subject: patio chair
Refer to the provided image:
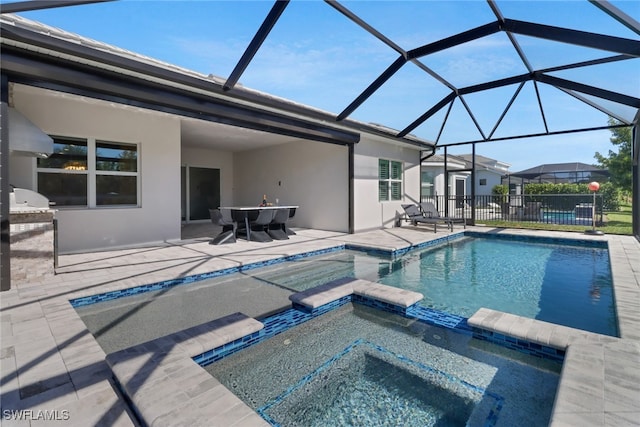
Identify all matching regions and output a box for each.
[239,209,275,242]
[268,208,290,240]
[286,207,297,235]
[401,204,443,233]
[419,202,466,230]
[209,209,237,245]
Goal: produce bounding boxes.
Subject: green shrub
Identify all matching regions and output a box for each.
[491,184,508,205]
[523,182,619,211]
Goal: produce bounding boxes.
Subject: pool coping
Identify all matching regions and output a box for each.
[105,272,633,427]
[105,279,425,427]
[105,312,269,427]
[3,227,636,427]
[468,309,639,427]
[91,229,640,426]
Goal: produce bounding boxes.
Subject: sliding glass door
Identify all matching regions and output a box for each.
[181,166,220,222]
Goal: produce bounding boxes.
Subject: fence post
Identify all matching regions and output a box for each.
[53,218,58,271]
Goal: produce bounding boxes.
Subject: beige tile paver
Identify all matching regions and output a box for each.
[1,226,638,426]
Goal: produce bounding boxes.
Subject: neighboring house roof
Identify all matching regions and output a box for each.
[421,154,467,169]
[455,154,511,173]
[510,162,609,179]
[422,153,510,174]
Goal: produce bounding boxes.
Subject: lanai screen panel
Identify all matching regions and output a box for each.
[10,0,638,146]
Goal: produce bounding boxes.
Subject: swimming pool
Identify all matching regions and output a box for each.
[204,303,560,427]
[542,211,592,225]
[378,236,616,336]
[238,235,617,336]
[74,234,617,356]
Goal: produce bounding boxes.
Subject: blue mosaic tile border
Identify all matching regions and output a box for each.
[464,230,608,248]
[351,294,413,316]
[195,293,564,369]
[69,245,346,308]
[193,296,352,367]
[471,328,566,363]
[352,295,474,335]
[69,228,603,309]
[346,230,606,259]
[393,232,468,257]
[345,232,466,258]
[406,304,474,334]
[256,339,504,427]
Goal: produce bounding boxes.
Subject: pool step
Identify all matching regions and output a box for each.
[289,277,424,311]
[289,277,357,309]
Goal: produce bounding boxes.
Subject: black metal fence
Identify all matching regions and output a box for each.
[420,194,604,227]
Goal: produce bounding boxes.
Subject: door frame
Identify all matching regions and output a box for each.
[181,165,221,223]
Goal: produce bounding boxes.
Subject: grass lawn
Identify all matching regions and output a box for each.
[478,203,633,235]
[604,203,633,235]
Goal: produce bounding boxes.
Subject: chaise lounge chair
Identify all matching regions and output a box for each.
[401,204,448,232]
[419,202,466,230]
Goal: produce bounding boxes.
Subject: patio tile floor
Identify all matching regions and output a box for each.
[1,225,638,426]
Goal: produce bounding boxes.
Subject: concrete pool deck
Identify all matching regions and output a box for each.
[1,226,638,426]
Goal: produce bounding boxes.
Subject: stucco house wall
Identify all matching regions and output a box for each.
[353,136,421,232]
[470,169,503,197]
[10,85,182,253]
[234,140,349,232]
[9,82,425,252]
[421,160,469,198]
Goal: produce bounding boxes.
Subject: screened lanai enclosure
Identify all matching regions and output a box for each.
[1,0,639,287]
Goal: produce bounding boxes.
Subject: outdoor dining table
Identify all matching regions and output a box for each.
[218,205,298,241]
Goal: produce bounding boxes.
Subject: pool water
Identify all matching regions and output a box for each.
[205,304,560,427]
[264,342,492,427]
[379,238,616,336]
[246,237,617,336]
[75,236,616,356]
[542,211,592,225]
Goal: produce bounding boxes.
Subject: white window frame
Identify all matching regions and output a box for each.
[378,158,403,202]
[36,136,141,209]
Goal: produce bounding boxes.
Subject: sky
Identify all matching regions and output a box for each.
[4,0,639,172]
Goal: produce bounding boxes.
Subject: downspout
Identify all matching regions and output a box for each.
[1,74,10,291]
[420,146,437,162]
[443,146,448,216]
[348,143,354,234]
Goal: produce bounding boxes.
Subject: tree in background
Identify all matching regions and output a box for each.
[595,118,632,197]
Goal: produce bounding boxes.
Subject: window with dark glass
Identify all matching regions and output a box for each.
[37,137,88,206]
[421,170,435,197]
[37,137,88,170]
[95,141,138,206]
[37,137,139,208]
[96,141,137,172]
[96,175,138,206]
[37,173,88,207]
